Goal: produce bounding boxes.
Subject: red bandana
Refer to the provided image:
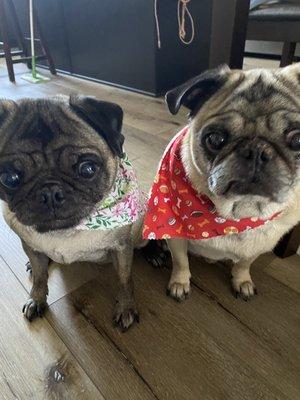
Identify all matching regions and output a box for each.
[143,126,279,240]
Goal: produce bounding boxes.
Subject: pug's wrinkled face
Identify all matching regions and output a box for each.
[166,64,300,219]
[0,95,124,232]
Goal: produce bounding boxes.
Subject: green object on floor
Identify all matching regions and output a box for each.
[21,72,50,84]
[21,0,50,84]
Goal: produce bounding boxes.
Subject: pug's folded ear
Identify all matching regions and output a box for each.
[69,95,125,158]
[165,64,231,117]
[0,100,16,127]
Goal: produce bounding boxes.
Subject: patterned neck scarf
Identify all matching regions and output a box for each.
[143,127,279,240]
[76,154,145,231]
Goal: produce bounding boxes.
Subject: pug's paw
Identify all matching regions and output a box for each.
[113,303,139,332]
[22,298,47,321]
[142,240,169,268]
[232,279,257,301]
[166,281,190,302]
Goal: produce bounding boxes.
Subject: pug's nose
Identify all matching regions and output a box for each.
[239,142,273,165]
[39,184,65,208]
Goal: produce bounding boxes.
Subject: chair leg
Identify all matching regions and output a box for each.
[229,0,250,69]
[280,42,296,67]
[274,223,300,258]
[0,0,15,82]
[6,0,31,69]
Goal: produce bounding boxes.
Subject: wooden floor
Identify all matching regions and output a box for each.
[0,60,299,400]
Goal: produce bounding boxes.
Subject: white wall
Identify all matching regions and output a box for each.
[246,40,300,57]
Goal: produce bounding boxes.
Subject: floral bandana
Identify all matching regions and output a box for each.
[143,127,279,240]
[76,154,145,230]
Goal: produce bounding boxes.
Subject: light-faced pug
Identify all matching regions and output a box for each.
[0,95,144,330]
[144,63,300,301]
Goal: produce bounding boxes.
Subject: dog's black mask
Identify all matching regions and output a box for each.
[0,96,124,232]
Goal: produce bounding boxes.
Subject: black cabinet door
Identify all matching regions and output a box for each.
[155,0,213,93]
[62,0,156,94]
[31,0,72,72]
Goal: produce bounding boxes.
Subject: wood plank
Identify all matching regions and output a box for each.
[0,215,101,305]
[264,255,300,294]
[48,77,186,136]
[47,295,156,400]
[189,254,300,366]
[156,126,184,142]
[0,61,186,137]
[123,125,167,191]
[0,256,103,400]
[243,57,278,70]
[55,255,300,400]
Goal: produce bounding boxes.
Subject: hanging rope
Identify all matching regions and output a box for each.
[177,0,195,45]
[154,0,161,49]
[154,0,195,49]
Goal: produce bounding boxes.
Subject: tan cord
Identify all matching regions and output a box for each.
[154,0,195,49]
[154,0,161,49]
[177,0,195,45]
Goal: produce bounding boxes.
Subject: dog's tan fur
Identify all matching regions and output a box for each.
[166,64,300,300]
[0,95,142,330]
[3,203,142,265]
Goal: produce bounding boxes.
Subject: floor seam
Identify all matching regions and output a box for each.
[0,255,107,400]
[69,300,159,400]
[191,278,261,337]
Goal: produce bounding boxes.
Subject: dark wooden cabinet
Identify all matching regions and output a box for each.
[33,0,72,72]
[62,0,156,93]
[61,0,213,95]
[3,0,240,95]
[154,0,212,94]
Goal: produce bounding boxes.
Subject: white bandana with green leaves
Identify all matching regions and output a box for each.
[76,154,145,230]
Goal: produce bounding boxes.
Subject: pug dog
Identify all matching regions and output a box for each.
[144,63,300,301]
[0,95,145,330]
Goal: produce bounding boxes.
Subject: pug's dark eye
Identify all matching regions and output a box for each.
[287,131,300,151]
[205,131,228,152]
[78,161,97,178]
[0,171,21,189]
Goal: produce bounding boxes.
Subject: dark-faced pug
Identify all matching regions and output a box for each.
[145,63,300,301]
[0,95,144,330]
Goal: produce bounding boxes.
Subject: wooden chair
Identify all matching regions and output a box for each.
[247,1,300,67]
[0,0,56,82]
[230,0,300,69]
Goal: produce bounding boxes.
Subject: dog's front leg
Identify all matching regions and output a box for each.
[22,241,49,321]
[166,238,191,302]
[112,242,139,331]
[231,257,257,301]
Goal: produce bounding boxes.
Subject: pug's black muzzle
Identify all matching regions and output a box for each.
[37,182,65,210]
[209,138,287,199]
